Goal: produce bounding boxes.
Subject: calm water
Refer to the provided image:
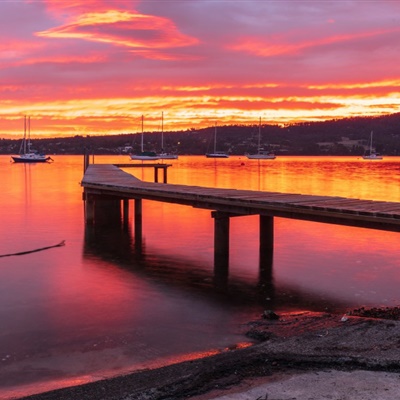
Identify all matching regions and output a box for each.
[0,155,399,398]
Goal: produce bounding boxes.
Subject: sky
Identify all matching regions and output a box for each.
[1,0,400,138]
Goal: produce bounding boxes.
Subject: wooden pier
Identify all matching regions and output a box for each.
[113,163,172,183]
[83,153,172,183]
[82,164,400,268]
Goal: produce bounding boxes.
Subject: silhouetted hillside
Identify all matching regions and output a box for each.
[1,113,400,156]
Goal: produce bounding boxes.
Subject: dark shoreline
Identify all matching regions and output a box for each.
[16,309,400,400]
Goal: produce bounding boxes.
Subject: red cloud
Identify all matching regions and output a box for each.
[229,27,400,57]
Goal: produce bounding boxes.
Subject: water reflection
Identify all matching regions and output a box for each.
[82,213,350,313]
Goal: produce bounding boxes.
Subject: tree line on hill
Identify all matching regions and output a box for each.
[1,113,400,156]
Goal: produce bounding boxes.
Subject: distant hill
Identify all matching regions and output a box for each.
[1,113,400,156]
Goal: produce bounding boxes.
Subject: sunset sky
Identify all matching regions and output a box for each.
[1,0,400,138]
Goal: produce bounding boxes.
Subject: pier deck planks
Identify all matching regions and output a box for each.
[82,164,400,231]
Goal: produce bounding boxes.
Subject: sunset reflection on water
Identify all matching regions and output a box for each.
[0,155,399,398]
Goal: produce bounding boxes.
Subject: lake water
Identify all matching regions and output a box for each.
[0,155,399,399]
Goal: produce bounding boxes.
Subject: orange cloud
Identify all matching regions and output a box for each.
[308,79,400,90]
[37,10,199,52]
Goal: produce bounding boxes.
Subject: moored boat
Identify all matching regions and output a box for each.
[206,151,230,158]
[205,123,229,158]
[362,131,383,160]
[246,117,276,160]
[12,153,53,163]
[157,112,178,160]
[130,115,159,161]
[11,116,53,163]
[246,150,276,160]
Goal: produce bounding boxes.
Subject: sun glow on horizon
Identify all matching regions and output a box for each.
[0,89,398,138]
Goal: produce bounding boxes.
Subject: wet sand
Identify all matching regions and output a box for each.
[17,310,400,400]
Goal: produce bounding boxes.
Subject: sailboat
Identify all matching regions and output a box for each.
[130,115,159,161]
[11,116,53,163]
[157,112,178,159]
[246,117,276,160]
[205,123,229,158]
[362,131,383,160]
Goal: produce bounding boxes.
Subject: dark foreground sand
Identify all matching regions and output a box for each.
[17,310,400,400]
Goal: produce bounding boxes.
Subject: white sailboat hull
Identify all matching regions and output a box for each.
[246,152,276,160]
[206,152,229,158]
[362,154,383,160]
[157,153,178,159]
[12,153,52,163]
[130,153,159,161]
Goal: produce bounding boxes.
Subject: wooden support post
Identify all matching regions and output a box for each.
[258,249,275,308]
[153,166,168,183]
[260,215,274,260]
[94,198,121,226]
[212,211,230,279]
[154,167,158,183]
[84,192,95,225]
[134,199,143,246]
[123,199,129,226]
[258,215,275,305]
[163,167,167,183]
[83,152,89,172]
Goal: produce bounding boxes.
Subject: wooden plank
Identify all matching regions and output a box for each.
[115,163,172,168]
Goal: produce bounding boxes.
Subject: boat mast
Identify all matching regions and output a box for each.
[258,117,261,154]
[141,115,144,152]
[18,116,27,155]
[27,116,31,153]
[214,122,217,153]
[161,112,164,151]
[23,115,27,154]
[370,131,373,154]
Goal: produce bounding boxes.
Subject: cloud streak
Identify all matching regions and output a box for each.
[37,9,199,53]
